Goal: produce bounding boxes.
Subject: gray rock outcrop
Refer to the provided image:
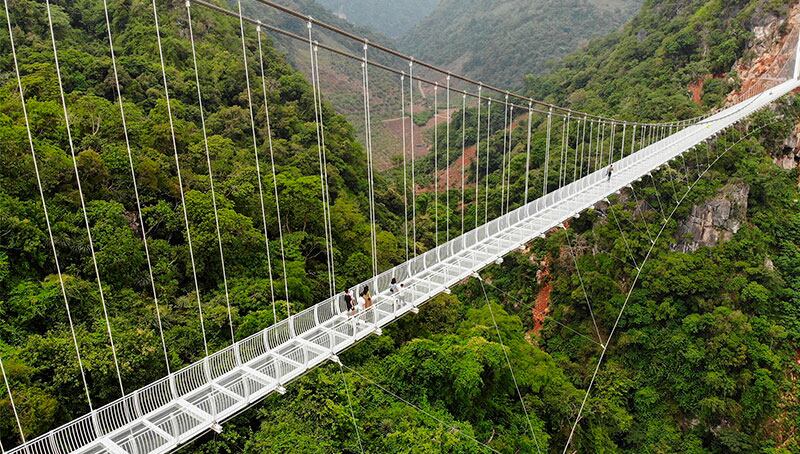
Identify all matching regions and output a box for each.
[673,182,749,252]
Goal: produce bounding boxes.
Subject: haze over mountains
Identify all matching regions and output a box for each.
[311,0,643,88]
[316,0,439,39]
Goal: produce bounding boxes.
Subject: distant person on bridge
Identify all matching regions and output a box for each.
[607,164,613,181]
[389,277,404,310]
[361,285,373,310]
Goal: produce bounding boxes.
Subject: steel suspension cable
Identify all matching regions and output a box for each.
[476,277,541,453]
[192,0,235,344]
[103,0,170,374]
[628,184,655,244]
[597,121,605,172]
[5,0,94,413]
[558,115,567,188]
[608,122,616,166]
[408,61,417,257]
[460,93,467,236]
[474,86,483,229]
[445,75,451,242]
[563,120,778,453]
[543,108,552,196]
[506,106,515,213]
[578,116,587,180]
[649,173,667,221]
[362,44,378,279]
[400,74,409,261]
[153,0,209,356]
[562,227,603,344]
[246,0,691,127]
[256,26,291,307]
[338,364,364,453]
[575,117,582,182]
[46,0,125,396]
[0,358,25,451]
[523,103,533,205]
[500,95,509,215]
[316,44,338,293]
[343,364,503,454]
[483,99,492,223]
[482,280,604,348]
[606,203,640,271]
[434,83,440,248]
[586,120,594,176]
[315,42,336,295]
[307,23,334,296]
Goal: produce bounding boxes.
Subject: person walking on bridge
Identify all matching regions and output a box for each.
[606,164,613,182]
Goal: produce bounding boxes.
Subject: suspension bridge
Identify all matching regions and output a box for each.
[2,0,799,453]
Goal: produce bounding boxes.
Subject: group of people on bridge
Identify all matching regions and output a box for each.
[342,278,405,316]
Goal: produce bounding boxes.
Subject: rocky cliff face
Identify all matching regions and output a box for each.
[673,182,750,252]
[727,1,800,172]
[727,2,800,105]
[779,128,800,169]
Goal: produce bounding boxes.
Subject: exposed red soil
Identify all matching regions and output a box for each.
[532,256,553,335]
[433,112,527,191]
[688,78,705,105]
[688,74,727,105]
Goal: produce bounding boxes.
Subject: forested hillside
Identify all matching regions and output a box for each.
[315,0,438,39]
[400,0,643,88]
[526,0,796,119]
[1,0,800,452]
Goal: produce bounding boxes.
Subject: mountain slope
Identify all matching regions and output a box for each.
[526,0,799,120]
[399,0,643,88]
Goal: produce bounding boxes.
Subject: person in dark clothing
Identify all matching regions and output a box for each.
[344,288,355,315]
[606,164,613,181]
